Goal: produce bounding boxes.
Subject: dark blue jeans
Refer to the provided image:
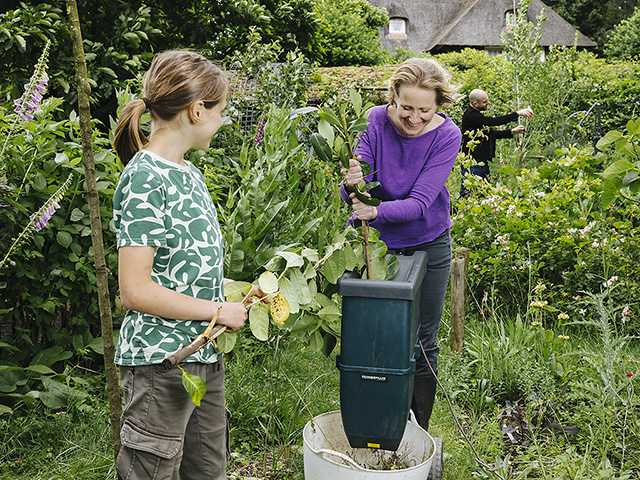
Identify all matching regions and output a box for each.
[391,230,452,374]
[460,164,491,198]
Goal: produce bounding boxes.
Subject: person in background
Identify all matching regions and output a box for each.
[112,49,264,480]
[459,89,533,197]
[340,57,462,433]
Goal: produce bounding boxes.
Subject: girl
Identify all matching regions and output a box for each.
[112,50,261,479]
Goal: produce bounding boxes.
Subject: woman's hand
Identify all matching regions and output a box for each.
[349,192,378,221]
[341,156,363,190]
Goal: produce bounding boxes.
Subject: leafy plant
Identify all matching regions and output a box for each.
[597,118,640,207]
[310,88,380,278]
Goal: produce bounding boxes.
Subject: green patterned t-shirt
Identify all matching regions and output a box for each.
[113,150,224,366]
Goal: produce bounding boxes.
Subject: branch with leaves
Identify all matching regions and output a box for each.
[310,89,381,279]
[597,118,640,207]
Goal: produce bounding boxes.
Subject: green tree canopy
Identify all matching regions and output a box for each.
[316,0,388,67]
[0,0,323,123]
[543,0,638,52]
[604,5,640,60]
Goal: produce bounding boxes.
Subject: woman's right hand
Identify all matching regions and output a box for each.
[341,156,363,190]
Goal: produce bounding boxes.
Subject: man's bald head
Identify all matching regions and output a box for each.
[469,89,489,111]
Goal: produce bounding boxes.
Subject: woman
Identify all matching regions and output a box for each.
[340,57,461,432]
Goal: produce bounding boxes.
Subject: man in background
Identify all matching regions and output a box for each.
[459,89,533,197]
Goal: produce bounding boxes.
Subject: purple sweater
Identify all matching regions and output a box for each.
[340,105,462,249]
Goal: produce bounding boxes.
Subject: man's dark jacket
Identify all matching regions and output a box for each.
[461,107,518,166]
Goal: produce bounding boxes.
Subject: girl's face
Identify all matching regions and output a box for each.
[192,97,227,149]
[389,86,440,137]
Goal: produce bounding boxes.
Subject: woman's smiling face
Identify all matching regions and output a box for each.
[389,85,440,137]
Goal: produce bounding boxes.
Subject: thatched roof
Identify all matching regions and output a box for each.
[369,0,596,52]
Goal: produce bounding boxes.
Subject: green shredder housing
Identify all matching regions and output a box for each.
[337,251,427,451]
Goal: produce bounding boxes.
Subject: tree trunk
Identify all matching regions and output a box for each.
[65,0,122,458]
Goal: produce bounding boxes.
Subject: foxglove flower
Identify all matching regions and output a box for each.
[255,118,265,145]
[0,175,72,270]
[30,201,60,232]
[14,74,49,121]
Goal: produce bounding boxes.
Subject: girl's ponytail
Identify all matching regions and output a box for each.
[112,98,148,166]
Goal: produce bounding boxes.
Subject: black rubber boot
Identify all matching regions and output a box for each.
[411,373,437,432]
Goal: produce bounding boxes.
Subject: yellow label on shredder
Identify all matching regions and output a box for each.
[367,442,380,449]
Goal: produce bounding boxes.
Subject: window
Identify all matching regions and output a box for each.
[389,18,406,39]
[504,9,516,32]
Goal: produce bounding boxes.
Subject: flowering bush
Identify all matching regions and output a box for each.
[452,145,640,334]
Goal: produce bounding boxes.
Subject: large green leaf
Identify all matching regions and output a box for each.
[318,109,341,127]
[601,159,637,178]
[276,251,304,270]
[249,303,270,341]
[350,88,363,116]
[370,255,388,280]
[258,271,279,294]
[596,130,623,149]
[288,269,313,304]
[321,249,347,284]
[311,133,333,163]
[181,369,206,407]
[216,332,237,353]
[626,118,640,135]
[317,119,335,146]
[224,281,253,302]
[278,277,300,314]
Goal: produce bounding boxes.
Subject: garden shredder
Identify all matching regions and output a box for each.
[336,250,428,451]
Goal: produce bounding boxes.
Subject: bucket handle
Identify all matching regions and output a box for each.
[317,449,369,471]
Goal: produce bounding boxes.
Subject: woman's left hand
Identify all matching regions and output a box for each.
[349,192,378,221]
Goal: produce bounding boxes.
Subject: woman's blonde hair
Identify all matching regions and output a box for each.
[386,58,460,108]
[112,50,228,165]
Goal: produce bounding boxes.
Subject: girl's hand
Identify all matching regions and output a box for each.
[216,285,268,332]
[216,302,249,332]
[341,156,363,190]
[349,192,378,221]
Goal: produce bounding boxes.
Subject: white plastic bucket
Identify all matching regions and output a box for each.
[303,410,434,480]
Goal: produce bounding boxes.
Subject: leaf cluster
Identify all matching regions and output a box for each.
[597,118,640,207]
[311,89,380,206]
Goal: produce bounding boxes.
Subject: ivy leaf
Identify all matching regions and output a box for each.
[181,369,206,407]
[56,231,72,248]
[250,303,270,341]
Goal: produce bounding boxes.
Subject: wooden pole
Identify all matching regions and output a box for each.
[66,0,122,457]
[450,247,470,353]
